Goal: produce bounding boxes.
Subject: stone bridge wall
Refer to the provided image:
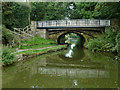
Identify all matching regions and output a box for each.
[30,18,119,43]
[31,21,103,40]
[31,21,49,39]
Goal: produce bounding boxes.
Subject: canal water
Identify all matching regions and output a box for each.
[2,47,118,88]
[2,35,119,88]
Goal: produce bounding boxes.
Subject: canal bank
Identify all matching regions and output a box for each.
[16,45,67,62]
[2,45,67,67]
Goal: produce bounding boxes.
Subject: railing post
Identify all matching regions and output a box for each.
[85,19,87,26]
[56,21,57,26]
[45,21,47,26]
[99,19,100,26]
[87,19,88,26]
[76,20,77,26]
[48,21,49,27]
[66,20,67,26]
[109,20,110,26]
[41,22,43,27]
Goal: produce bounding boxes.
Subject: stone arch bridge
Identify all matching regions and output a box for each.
[31,19,110,43]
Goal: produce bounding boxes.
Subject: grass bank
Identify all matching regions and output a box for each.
[16,45,66,55]
[15,37,57,49]
[2,37,67,66]
[16,45,67,62]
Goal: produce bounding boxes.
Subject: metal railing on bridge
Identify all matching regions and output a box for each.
[37,19,110,28]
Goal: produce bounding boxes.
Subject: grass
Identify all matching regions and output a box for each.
[22,37,55,44]
[13,36,57,49]
[2,36,67,66]
[19,44,56,49]
[15,45,66,55]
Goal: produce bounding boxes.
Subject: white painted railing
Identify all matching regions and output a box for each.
[37,19,110,28]
[38,67,109,78]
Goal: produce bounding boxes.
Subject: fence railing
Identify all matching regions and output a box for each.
[13,25,33,38]
[37,19,110,28]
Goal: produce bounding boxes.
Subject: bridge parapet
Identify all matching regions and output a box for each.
[37,19,110,28]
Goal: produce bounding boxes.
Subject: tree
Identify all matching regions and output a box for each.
[2,2,31,29]
[2,2,120,29]
[67,2,97,19]
[30,2,68,21]
[93,2,120,19]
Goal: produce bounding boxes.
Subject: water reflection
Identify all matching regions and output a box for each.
[2,36,118,88]
[59,46,85,62]
[66,49,73,58]
[74,80,77,86]
[64,33,85,58]
[2,48,118,88]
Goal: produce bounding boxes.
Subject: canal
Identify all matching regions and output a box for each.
[2,48,118,88]
[2,34,118,88]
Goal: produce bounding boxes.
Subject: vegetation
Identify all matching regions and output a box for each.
[2,25,56,49]
[2,25,18,46]
[30,2,120,20]
[16,36,56,49]
[15,45,66,55]
[31,2,67,20]
[2,2,30,29]
[1,2,120,66]
[1,38,66,66]
[3,2,119,29]
[2,47,16,66]
[94,2,120,19]
[87,26,120,53]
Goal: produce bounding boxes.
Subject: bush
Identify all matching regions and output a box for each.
[87,26,120,53]
[87,37,103,52]
[2,47,16,66]
[2,25,19,46]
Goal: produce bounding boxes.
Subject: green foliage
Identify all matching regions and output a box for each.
[94,2,120,19]
[2,2,120,28]
[31,2,67,20]
[68,2,96,19]
[87,26,120,53]
[2,47,16,66]
[30,2,120,20]
[69,2,120,19]
[16,45,66,55]
[2,2,30,29]
[22,36,55,45]
[2,25,18,46]
[30,2,48,21]
[30,2,97,20]
[17,37,56,49]
[87,37,103,52]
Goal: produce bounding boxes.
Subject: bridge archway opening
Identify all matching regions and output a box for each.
[57,32,85,47]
